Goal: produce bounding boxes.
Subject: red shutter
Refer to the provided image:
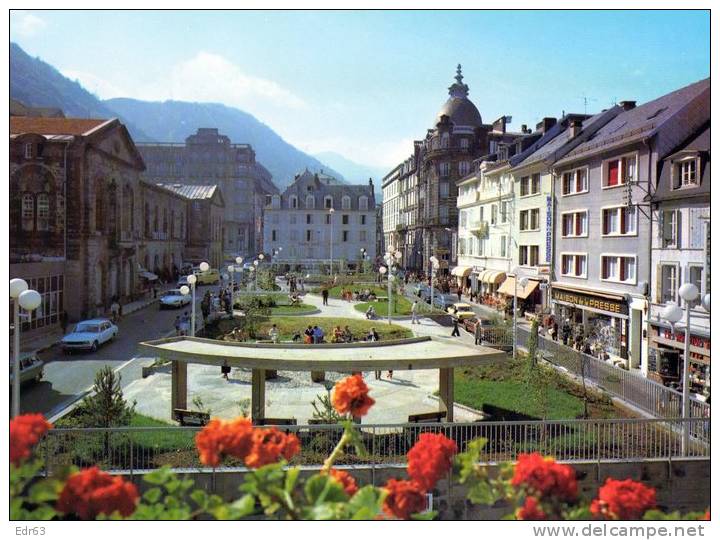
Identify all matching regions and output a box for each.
[575,213,581,235]
[620,208,626,234]
[608,160,619,186]
[602,210,609,234]
[574,256,581,276]
[602,257,608,279]
[620,258,626,281]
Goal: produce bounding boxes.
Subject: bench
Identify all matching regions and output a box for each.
[253,417,297,426]
[408,411,447,423]
[173,408,210,426]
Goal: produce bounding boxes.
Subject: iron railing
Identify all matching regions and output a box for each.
[39,417,709,476]
[516,328,711,420]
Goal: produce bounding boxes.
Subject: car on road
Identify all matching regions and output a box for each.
[432,293,457,311]
[193,267,220,285]
[9,352,44,387]
[177,276,190,288]
[159,288,192,309]
[462,316,494,334]
[447,302,476,320]
[61,318,118,353]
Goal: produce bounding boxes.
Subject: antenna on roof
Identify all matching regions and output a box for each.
[578,94,598,115]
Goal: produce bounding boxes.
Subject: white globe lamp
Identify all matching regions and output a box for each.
[199,262,210,272]
[10,278,28,299]
[180,286,190,296]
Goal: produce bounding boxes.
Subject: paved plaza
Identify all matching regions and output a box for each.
[124,292,488,424]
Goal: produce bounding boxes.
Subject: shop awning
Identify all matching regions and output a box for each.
[451,266,472,277]
[498,277,540,299]
[139,271,158,281]
[482,270,506,284]
[551,283,626,302]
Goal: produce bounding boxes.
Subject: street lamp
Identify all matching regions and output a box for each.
[199,261,210,273]
[10,278,42,418]
[227,265,234,293]
[513,272,530,361]
[429,256,439,309]
[185,274,197,336]
[252,260,259,291]
[235,257,244,290]
[328,208,335,276]
[660,284,707,455]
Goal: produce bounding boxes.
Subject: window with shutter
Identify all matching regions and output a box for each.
[575,213,582,235]
[607,160,619,186]
[575,256,582,276]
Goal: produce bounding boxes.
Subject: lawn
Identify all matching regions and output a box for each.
[355,296,413,316]
[269,303,317,315]
[257,316,413,341]
[453,357,624,421]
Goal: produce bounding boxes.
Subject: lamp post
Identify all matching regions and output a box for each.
[660,285,709,455]
[185,274,197,336]
[429,256,439,309]
[253,260,259,291]
[512,271,530,361]
[10,278,42,418]
[227,265,234,293]
[328,208,335,276]
[235,257,244,291]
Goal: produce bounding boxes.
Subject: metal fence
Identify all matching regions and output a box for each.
[38,417,709,476]
[516,328,711,421]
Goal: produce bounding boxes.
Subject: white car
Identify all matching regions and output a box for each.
[61,319,118,353]
[160,289,192,309]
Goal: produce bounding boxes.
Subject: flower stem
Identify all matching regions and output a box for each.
[321,429,352,474]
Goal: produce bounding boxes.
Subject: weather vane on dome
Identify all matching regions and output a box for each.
[455,64,463,84]
[448,63,469,98]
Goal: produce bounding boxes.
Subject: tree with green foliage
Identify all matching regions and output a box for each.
[522,319,552,421]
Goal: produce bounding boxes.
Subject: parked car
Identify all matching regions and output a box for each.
[61,319,118,353]
[177,276,190,288]
[9,352,44,387]
[159,289,192,309]
[463,317,494,334]
[432,294,456,310]
[447,302,476,321]
[193,267,220,285]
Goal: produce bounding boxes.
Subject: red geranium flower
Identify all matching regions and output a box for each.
[332,374,375,417]
[516,496,548,520]
[328,468,359,497]
[590,478,656,520]
[245,427,301,469]
[407,432,458,491]
[383,478,427,520]
[57,467,138,519]
[10,413,52,466]
[195,417,253,467]
[511,453,578,502]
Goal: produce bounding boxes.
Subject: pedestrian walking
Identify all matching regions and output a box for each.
[451,317,461,337]
[269,324,279,343]
[221,360,231,380]
[474,320,482,345]
[59,310,69,335]
[457,289,462,302]
[321,287,329,306]
[411,300,419,324]
[174,316,181,336]
[110,299,120,323]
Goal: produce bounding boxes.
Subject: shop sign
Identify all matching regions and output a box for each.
[545,195,552,263]
[552,288,628,315]
[660,328,710,350]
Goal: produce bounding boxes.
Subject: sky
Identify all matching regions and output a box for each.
[10,9,710,168]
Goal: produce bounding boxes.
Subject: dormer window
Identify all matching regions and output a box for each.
[342,196,351,210]
[672,157,700,188]
[24,143,33,159]
[324,196,333,209]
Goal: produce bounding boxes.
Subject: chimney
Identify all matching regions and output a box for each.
[569,120,582,138]
[619,100,636,111]
[536,117,557,134]
[521,124,528,133]
[369,177,374,187]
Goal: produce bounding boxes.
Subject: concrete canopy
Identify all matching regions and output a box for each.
[138,336,507,423]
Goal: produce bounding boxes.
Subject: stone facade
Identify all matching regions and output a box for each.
[136,128,278,261]
[383,65,518,273]
[262,170,377,272]
[10,116,147,331]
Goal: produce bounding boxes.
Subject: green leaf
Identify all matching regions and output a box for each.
[285,467,300,493]
[304,474,348,505]
[144,488,162,504]
[28,478,63,503]
[190,489,208,508]
[144,466,174,485]
[467,480,500,506]
[456,437,488,483]
[347,486,384,518]
[308,502,344,520]
[411,510,438,520]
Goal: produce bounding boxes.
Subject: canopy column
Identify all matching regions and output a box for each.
[438,367,454,422]
[251,369,266,421]
[171,360,187,415]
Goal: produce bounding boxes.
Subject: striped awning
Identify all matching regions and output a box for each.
[451,266,473,277]
[481,270,506,284]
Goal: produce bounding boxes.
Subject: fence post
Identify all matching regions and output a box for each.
[129,434,134,480]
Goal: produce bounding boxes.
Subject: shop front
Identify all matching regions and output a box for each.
[498,276,542,316]
[647,324,710,395]
[450,266,473,290]
[551,284,629,361]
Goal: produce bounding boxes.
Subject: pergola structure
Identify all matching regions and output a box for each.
[137,336,506,422]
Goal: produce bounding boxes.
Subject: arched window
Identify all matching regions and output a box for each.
[22,194,34,231]
[123,185,134,234]
[324,196,333,209]
[36,193,50,231]
[272,194,281,209]
[95,186,105,232]
[359,196,368,211]
[153,205,159,232]
[290,195,298,209]
[342,196,351,210]
[305,195,315,209]
[441,132,450,148]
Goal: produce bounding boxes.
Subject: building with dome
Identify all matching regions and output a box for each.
[382,65,519,273]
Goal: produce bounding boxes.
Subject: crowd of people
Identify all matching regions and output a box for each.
[200,287,234,320]
[293,324,380,344]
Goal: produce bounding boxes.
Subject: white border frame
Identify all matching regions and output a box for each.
[599,253,638,285]
[559,251,588,279]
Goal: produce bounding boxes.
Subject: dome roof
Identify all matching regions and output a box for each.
[436,97,483,127]
[433,64,482,127]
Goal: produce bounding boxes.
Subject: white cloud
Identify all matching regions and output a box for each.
[60,69,127,99]
[298,135,415,169]
[11,11,47,38]
[139,52,307,111]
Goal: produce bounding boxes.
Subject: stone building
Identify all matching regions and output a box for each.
[551,78,710,368]
[263,170,377,273]
[647,122,710,385]
[10,116,146,329]
[136,128,277,260]
[156,184,225,269]
[137,181,188,282]
[383,65,517,273]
